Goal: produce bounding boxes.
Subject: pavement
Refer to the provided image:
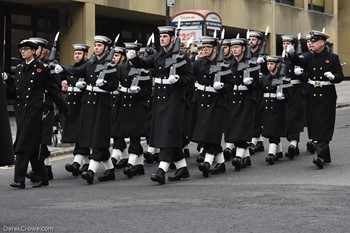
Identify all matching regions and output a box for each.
[6,80,350,158]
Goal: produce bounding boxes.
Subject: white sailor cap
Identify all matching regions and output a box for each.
[72,44,90,51]
[114,46,126,54]
[222,39,232,46]
[158,26,176,35]
[124,42,142,51]
[281,35,296,43]
[94,35,112,45]
[28,37,49,47]
[265,55,281,63]
[249,31,262,39]
[230,38,247,46]
[199,36,217,46]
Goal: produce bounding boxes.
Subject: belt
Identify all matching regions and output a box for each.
[291,79,301,85]
[154,77,171,85]
[233,84,248,91]
[67,86,82,92]
[118,86,132,93]
[263,93,277,98]
[195,83,217,93]
[86,85,109,93]
[112,90,119,95]
[308,80,334,87]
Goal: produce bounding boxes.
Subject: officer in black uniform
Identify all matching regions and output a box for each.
[190,36,233,177]
[62,44,91,176]
[8,39,68,189]
[55,35,118,184]
[287,30,344,169]
[128,26,193,184]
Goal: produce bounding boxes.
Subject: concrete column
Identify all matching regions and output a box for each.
[59,2,95,66]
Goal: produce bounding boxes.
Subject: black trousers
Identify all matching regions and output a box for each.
[286,132,300,142]
[316,140,331,163]
[113,138,127,151]
[268,137,281,145]
[73,143,90,156]
[128,137,143,156]
[15,153,47,183]
[159,148,185,163]
[202,143,222,155]
[234,141,249,149]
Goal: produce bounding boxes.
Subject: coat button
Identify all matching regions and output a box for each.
[207,105,210,107]
[32,72,35,75]
[93,102,96,104]
[30,80,33,83]
[87,101,90,104]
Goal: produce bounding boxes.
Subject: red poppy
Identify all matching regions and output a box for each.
[37,68,42,73]
[325,60,330,63]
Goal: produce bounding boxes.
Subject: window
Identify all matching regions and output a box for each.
[276,0,294,6]
[308,0,325,12]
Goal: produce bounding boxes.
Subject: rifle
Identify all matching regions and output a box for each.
[295,32,302,56]
[47,31,59,64]
[2,16,5,75]
[213,28,225,83]
[144,33,155,58]
[258,26,269,57]
[243,30,252,80]
[166,19,182,77]
[95,34,120,80]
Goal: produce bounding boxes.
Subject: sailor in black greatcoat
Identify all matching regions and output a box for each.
[8,39,68,189]
[62,44,91,177]
[287,30,343,169]
[260,56,291,165]
[190,36,233,177]
[113,42,152,178]
[128,26,193,184]
[55,35,118,184]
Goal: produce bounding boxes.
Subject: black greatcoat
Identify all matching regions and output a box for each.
[0,79,14,166]
[10,59,69,154]
[112,62,152,138]
[130,49,193,148]
[64,54,118,149]
[190,58,233,144]
[225,59,259,142]
[260,73,291,138]
[61,61,86,143]
[291,48,343,141]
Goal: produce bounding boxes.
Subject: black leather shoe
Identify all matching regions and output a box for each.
[254,141,265,152]
[248,143,255,156]
[98,169,115,182]
[150,168,166,184]
[115,159,128,169]
[196,152,205,163]
[10,181,25,189]
[123,164,134,178]
[79,164,89,175]
[210,163,226,174]
[296,146,300,156]
[223,148,232,161]
[313,157,325,169]
[274,152,283,161]
[232,156,242,171]
[81,170,94,184]
[168,167,190,181]
[307,141,316,154]
[241,157,252,168]
[65,162,80,177]
[26,171,40,182]
[132,165,145,176]
[287,145,296,160]
[183,148,190,158]
[45,166,53,180]
[266,154,275,165]
[32,180,49,188]
[199,162,210,177]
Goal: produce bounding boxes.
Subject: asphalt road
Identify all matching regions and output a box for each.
[1,106,350,233]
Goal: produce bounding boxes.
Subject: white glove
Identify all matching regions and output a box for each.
[213,81,224,90]
[54,64,63,74]
[95,79,106,87]
[257,56,265,64]
[294,67,304,76]
[130,86,141,94]
[324,71,335,80]
[1,72,8,81]
[243,77,253,85]
[75,81,87,89]
[259,72,263,79]
[127,50,136,60]
[276,92,285,100]
[168,74,179,84]
[286,44,295,54]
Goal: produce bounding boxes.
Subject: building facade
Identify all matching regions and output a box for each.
[0,0,348,76]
